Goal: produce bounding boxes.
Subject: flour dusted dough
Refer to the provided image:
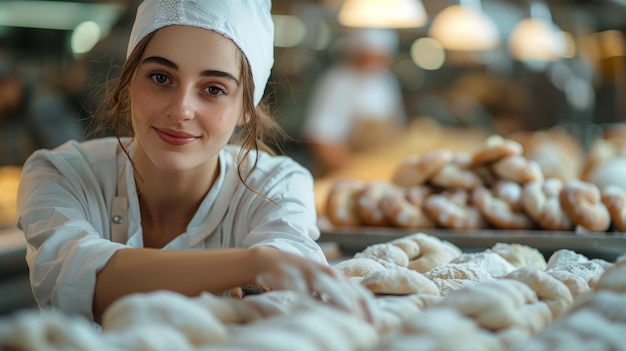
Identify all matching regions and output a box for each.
[595,258,626,293]
[546,249,589,270]
[0,309,100,351]
[361,266,440,296]
[379,307,502,351]
[404,233,463,273]
[389,237,421,260]
[489,242,547,270]
[439,279,540,331]
[332,257,387,278]
[450,252,518,278]
[503,266,573,318]
[355,243,410,268]
[102,290,228,346]
[227,303,379,351]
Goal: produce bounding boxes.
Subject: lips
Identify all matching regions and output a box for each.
[154,127,199,146]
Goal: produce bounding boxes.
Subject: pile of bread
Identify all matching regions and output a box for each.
[1,232,625,351]
[0,166,20,228]
[325,129,626,232]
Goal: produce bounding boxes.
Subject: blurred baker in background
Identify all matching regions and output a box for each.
[302,28,407,177]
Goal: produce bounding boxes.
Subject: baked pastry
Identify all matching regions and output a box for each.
[559,179,611,232]
[429,163,483,189]
[491,155,544,185]
[423,189,486,229]
[468,134,524,168]
[472,186,536,230]
[379,189,435,228]
[325,179,364,227]
[355,181,401,227]
[391,149,454,187]
[601,184,626,232]
[521,178,573,231]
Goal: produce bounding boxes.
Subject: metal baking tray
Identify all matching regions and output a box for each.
[319,226,626,261]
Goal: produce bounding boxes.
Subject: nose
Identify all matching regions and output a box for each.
[167,85,196,122]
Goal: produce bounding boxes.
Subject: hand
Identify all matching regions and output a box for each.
[253,247,375,323]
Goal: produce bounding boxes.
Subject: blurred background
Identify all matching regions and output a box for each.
[0,0,623,168]
[0,0,625,316]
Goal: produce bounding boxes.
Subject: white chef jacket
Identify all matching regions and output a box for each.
[17,137,325,320]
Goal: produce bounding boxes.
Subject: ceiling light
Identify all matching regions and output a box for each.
[509,1,566,61]
[428,0,500,51]
[338,0,428,28]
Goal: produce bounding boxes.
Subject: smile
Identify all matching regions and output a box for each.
[154,128,199,146]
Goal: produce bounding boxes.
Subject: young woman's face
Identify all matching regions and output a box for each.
[129,25,244,172]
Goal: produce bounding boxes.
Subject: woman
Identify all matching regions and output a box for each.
[17,0,372,322]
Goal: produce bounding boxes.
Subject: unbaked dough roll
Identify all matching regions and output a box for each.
[503,266,573,318]
[438,279,539,331]
[488,242,547,270]
[595,258,626,293]
[360,266,440,296]
[354,243,410,268]
[332,257,387,278]
[404,233,462,273]
[449,252,518,278]
[102,290,228,346]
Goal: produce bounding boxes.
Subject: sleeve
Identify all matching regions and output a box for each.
[17,150,127,320]
[302,68,355,144]
[241,157,328,265]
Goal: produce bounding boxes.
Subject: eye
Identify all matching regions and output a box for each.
[205,86,226,96]
[150,73,170,85]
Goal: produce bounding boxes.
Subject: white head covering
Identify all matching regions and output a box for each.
[127,0,274,106]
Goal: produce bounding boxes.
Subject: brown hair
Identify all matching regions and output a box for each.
[90,30,285,198]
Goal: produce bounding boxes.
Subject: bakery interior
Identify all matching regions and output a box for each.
[1,0,626,349]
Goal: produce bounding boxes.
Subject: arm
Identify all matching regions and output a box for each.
[94,246,279,319]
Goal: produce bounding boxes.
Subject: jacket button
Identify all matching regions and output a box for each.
[112,215,123,224]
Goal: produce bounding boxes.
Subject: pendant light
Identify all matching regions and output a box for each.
[509,0,567,61]
[338,0,428,28]
[428,0,500,51]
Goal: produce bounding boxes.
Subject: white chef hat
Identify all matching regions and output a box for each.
[127,0,274,106]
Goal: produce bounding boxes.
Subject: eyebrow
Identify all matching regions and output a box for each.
[141,56,240,85]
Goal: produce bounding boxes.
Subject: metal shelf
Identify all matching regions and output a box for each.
[319,227,626,261]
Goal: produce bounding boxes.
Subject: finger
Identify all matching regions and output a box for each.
[310,271,356,314]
